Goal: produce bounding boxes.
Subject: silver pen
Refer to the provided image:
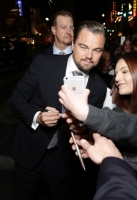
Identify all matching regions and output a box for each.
[71,132,86,171]
[43,109,62,117]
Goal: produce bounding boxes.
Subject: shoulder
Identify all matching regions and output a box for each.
[113,106,123,113]
[32,53,70,73]
[40,44,53,54]
[89,68,107,86]
[88,68,107,93]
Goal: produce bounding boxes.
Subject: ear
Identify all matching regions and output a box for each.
[51,26,56,36]
[72,41,74,51]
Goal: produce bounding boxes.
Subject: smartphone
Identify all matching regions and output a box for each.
[63,76,85,94]
[120,36,125,45]
[63,76,86,170]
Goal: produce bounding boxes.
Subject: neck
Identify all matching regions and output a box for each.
[54,41,70,51]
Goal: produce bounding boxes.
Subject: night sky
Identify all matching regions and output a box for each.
[74,0,106,23]
[30,0,107,23]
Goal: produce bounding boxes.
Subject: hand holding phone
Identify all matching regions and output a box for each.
[63,75,86,170]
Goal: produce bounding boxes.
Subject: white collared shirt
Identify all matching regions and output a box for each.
[53,44,72,55]
[65,54,89,88]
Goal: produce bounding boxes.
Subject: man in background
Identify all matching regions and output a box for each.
[43,10,74,55]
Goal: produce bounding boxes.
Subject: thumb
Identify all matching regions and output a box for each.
[80,139,91,151]
[84,89,90,97]
[93,133,101,141]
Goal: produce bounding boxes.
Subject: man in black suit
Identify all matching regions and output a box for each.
[76,133,137,200]
[43,10,74,55]
[9,21,106,200]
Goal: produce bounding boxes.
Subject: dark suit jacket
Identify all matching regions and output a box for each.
[93,157,137,200]
[40,44,53,54]
[9,53,106,171]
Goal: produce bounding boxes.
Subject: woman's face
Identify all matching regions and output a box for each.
[123,40,133,53]
[115,59,133,95]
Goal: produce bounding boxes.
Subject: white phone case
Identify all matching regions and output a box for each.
[63,76,85,94]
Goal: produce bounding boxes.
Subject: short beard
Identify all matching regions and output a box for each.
[73,57,95,74]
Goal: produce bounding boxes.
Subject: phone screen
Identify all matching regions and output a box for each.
[120,36,125,45]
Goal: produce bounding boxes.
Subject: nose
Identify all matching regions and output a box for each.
[66,27,71,34]
[115,72,121,83]
[85,50,93,59]
[66,27,73,35]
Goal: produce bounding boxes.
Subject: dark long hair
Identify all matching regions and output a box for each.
[113,51,137,113]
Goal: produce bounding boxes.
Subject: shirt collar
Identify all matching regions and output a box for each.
[53,44,72,55]
[66,55,88,77]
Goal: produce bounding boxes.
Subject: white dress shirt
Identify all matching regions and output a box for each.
[65,55,89,88]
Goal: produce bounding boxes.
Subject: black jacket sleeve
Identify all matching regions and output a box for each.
[93,157,137,200]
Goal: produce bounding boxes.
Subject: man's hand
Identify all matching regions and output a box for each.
[62,112,86,134]
[37,107,61,127]
[72,133,123,164]
[69,133,94,158]
[58,86,90,122]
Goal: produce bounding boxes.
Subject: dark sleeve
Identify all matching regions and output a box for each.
[9,54,42,127]
[84,105,137,146]
[93,157,137,200]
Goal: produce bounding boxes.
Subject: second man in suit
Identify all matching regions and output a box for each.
[43,10,74,55]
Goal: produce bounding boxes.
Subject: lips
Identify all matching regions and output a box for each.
[82,59,93,64]
[118,83,126,87]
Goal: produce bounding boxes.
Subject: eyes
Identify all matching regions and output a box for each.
[100,58,111,63]
[79,45,102,53]
[80,45,87,50]
[115,69,129,75]
[61,26,74,30]
[93,49,103,53]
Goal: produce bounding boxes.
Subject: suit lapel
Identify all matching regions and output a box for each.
[86,70,95,103]
[50,55,70,112]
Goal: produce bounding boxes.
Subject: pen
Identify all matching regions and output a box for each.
[43,109,62,117]
[71,132,86,171]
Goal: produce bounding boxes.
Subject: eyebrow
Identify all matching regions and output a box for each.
[79,43,88,47]
[78,43,103,50]
[120,66,128,70]
[115,66,128,73]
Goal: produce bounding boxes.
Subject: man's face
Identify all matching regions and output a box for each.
[97,51,111,74]
[72,28,105,74]
[51,15,74,47]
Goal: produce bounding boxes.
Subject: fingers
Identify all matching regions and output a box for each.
[59,98,64,105]
[84,89,90,97]
[41,113,59,126]
[46,107,59,113]
[66,117,78,124]
[40,108,60,127]
[58,86,69,102]
[69,135,81,144]
[62,112,72,119]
